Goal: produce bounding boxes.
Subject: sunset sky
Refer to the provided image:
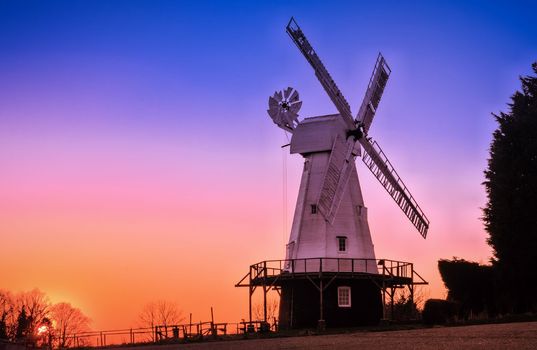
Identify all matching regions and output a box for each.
[2,0,537,331]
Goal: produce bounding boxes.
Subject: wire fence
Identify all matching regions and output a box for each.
[65,319,278,348]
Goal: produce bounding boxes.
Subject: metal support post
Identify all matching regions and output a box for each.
[249,266,253,323]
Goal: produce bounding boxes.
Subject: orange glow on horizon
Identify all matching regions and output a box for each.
[0,135,493,330]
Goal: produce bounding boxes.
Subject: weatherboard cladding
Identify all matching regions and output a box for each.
[285,115,377,272]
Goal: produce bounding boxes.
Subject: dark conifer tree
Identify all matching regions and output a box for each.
[483,62,537,313]
[15,307,29,340]
[0,312,8,340]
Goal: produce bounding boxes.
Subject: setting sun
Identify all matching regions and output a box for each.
[37,325,48,336]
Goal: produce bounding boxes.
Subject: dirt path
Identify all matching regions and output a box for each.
[120,321,537,349]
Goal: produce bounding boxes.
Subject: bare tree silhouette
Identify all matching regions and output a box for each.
[0,290,15,340]
[1,289,93,346]
[50,302,91,348]
[18,289,50,337]
[138,300,184,338]
[0,288,51,342]
[253,298,279,323]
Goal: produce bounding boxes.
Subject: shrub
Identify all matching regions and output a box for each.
[422,299,457,325]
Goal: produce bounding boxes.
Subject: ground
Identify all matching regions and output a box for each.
[118,321,537,349]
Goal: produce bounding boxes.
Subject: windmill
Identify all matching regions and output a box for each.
[269,18,428,244]
[237,17,429,330]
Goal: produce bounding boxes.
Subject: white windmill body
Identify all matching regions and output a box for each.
[285,115,377,273]
[246,17,430,330]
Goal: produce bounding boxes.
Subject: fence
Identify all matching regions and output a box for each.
[66,319,277,347]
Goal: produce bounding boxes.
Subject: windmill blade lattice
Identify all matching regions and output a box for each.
[316,136,357,223]
[359,137,430,237]
[286,17,355,130]
[356,53,391,134]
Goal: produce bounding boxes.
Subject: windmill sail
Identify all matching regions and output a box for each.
[317,136,355,223]
[359,137,429,238]
[356,53,391,134]
[286,17,429,238]
[286,17,355,130]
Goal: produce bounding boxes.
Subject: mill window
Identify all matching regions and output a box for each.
[338,286,351,307]
[311,204,317,214]
[337,236,347,252]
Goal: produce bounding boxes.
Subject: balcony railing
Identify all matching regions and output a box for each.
[244,258,416,283]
